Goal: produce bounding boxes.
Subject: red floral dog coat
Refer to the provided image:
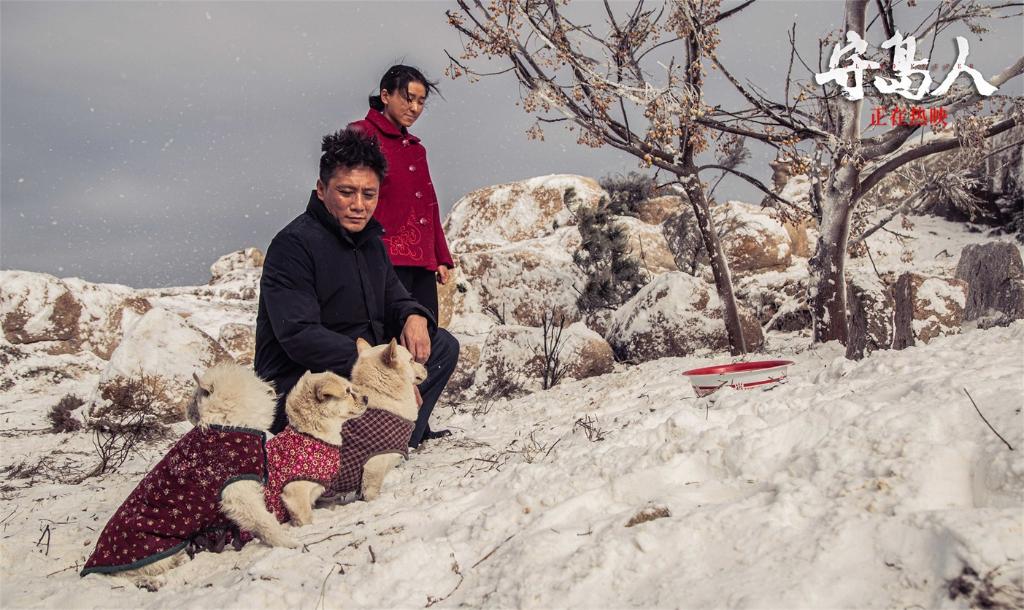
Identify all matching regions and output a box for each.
[327,408,415,496]
[81,425,267,576]
[263,426,341,522]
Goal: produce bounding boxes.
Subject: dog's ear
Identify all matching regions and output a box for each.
[383,338,399,368]
[314,374,350,403]
[356,338,372,354]
[193,371,202,385]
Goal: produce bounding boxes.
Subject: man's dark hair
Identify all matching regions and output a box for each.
[319,128,388,184]
[368,64,441,111]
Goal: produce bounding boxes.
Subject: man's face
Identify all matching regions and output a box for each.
[316,165,380,233]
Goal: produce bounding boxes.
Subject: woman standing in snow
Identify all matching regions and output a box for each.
[348,65,454,322]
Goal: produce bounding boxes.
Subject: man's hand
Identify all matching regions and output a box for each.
[436,264,451,285]
[401,314,431,364]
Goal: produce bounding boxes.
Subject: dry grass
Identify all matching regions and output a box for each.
[47,395,84,433]
[85,374,173,478]
[625,505,671,528]
[947,563,1024,610]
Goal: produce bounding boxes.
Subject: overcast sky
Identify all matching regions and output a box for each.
[2,1,1021,287]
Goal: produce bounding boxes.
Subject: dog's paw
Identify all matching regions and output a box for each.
[134,575,166,592]
[263,531,300,549]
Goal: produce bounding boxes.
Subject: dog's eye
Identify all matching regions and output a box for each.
[197,387,210,398]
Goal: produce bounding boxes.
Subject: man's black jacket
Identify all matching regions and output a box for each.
[255,191,435,432]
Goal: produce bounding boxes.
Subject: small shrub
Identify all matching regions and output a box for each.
[85,374,172,478]
[47,394,84,433]
[537,309,569,390]
[662,207,707,275]
[570,189,647,314]
[599,172,657,217]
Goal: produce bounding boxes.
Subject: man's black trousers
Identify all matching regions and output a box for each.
[408,326,459,447]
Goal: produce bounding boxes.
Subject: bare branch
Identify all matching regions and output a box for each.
[856,116,1019,205]
[713,0,758,24]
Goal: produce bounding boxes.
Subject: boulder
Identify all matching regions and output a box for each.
[206,248,264,300]
[455,228,585,327]
[444,174,605,250]
[617,216,679,275]
[715,201,793,275]
[219,323,256,366]
[954,242,1024,324]
[0,270,151,359]
[635,195,683,225]
[210,248,264,284]
[444,335,483,400]
[472,323,615,398]
[782,216,817,259]
[892,273,967,349]
[845,272,894,360]
[91,308,232,424]
[734,265,810,332]
[661,206,707,275]
[607,272,763,363]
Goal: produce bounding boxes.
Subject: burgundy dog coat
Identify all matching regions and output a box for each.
[264,426,341,522]
[81,425,267,576]
[326,408,414,496]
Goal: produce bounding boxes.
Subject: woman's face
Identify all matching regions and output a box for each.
[381,81,427,129]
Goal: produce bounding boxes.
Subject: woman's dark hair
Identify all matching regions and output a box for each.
[368,64,440,111]
[320,128,388,184]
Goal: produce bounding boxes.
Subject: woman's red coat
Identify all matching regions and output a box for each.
[348,110,454,271]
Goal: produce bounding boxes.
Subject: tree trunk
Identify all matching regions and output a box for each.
[809,0,868,344]
[810,186,854,343]
[678,174,747,354]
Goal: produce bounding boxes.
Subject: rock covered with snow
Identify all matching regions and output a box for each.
[471,323,615,397]
[715,201,793,274]
[218,323,256,366]
[734,263,810,332]
[634,194,682,225]
[444,174,605,251]
[453,228,585,327]
[954,241,1024,324]
[209,247,264,284]
[846,271,895,359]
[893,272,967,349]
[607,272,763,362]
[0,270,152,359]
[444,334,485,399]
[203,247,264,300]
[91,308,232,423]
[617,216,679,275]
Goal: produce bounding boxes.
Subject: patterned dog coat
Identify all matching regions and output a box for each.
[264,426,341,522]
[81,425,268,576]
[327,408,415,496]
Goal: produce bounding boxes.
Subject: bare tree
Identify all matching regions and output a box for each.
[712,0,1024,343]
[445,0,788,355]
[449,0,1022,351]
[537,308,569,389]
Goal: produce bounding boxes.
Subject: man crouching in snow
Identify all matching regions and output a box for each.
[254,127,459,449]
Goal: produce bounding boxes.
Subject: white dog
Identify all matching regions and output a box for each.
[264,371,367,525]
[81,363,297,591]
[326,338,427,502]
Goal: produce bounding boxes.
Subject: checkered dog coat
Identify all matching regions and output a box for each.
[264,426,341,523]
[81,425,267,576]
[327,408,415,496]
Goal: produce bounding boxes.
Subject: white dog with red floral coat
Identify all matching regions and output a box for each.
[264,371,367,525]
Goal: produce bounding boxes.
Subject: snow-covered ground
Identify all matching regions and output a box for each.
[2,320,1022,609]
